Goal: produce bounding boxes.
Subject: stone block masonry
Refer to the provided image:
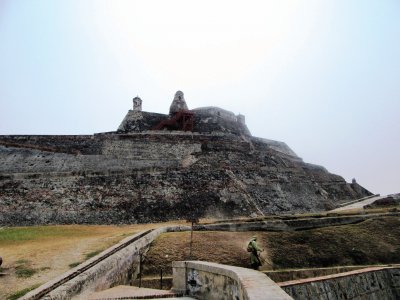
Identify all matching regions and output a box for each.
[280,266,400,299]
[172,261,293,300]
[0,131,372,225]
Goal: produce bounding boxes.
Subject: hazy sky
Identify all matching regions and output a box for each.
[0,0,399,196]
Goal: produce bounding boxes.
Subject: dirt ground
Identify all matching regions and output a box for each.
[0,221,184,299]
[142,231,272,276]
[143,217,400,276]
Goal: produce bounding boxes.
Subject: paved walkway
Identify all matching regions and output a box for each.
[88,285,193,300]
[329,195,384,212]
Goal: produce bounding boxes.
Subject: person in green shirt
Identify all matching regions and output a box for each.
[247,236,263,270]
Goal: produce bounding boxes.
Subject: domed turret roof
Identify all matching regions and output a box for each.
[169,91,189,115]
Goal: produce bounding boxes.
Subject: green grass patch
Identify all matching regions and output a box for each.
[15,265,37,278]
[85,250,102,259]
[0,225,101,245]
[0,226,77,244]
[6,284,41,300]
[14,259,38,278]
[15,259,30,265]
[69,262,81,268]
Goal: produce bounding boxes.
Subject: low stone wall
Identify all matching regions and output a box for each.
[195,212,400,232]
[172,261,293,300]
[21,225,190,300]
[280,266,400,299]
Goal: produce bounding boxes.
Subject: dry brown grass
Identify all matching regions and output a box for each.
[0,221,184,299]
[142,231,272,276]
[142,217,400,277]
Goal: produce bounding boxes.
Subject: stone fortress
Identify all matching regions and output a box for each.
[0,91,372,226]
[118,91,251,136]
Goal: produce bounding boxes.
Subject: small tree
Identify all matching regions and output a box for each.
[181,190,219,259]
[186,216,199,260]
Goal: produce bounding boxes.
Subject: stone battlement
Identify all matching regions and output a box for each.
[117,91,251,136]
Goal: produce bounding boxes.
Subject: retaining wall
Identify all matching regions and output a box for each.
[195,213,400,232]
[280,267,400,300]
[172,261,293,300]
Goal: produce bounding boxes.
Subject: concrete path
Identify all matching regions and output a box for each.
[329,195,384,212]
[87,285,193,299]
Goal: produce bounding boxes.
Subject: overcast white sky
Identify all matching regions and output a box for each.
[0,0,399,196]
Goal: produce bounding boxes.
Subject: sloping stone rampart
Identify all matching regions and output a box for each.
[0,132,371,225]
[280,267,400,299]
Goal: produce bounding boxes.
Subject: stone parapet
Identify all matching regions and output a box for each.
[280,266,400,299]
[195,212,400,232]
[192,107,251,136]
[172,261,293,300]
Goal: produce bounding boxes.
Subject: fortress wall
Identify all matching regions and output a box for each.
[0,133,371,225]
[117,111,168,133]
[280,267,400,300]
[0,135,101,154]
[118,108,251,136]
[0,145,182,174]
[0,132,259,176]
[0,134,204,175]
[0,168,258,226]
[250,137,299,158]
[193,107,251,136]
[193,107,238,122]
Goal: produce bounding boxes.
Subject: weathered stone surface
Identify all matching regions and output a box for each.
[194,213,400,232]
[169,90,189,115]
[364,194,400,209]
[192,107,251,136]
[172,261,293,300]
[280,267,400,300]
[0,131,371,226]
[118,91,251,136]
[117,111,167,133]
